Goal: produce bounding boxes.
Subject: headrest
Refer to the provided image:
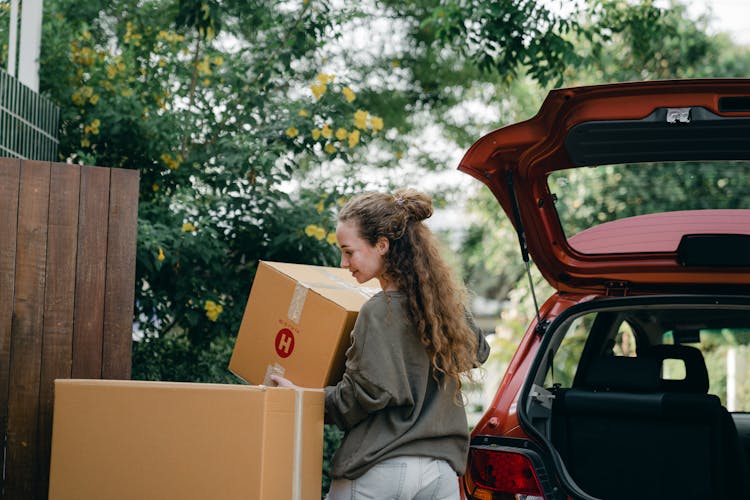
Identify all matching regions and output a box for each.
[583,355,661,393]
[645,344,709,394]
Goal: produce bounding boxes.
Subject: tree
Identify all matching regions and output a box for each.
[454,1,750,305]
[35,0,391,382]
[28,0,596,381]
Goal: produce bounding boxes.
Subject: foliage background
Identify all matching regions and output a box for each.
[1,0,749,495]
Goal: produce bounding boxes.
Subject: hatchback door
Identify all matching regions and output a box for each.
[458,79,750,295]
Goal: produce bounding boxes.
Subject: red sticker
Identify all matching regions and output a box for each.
[275,328,295,358]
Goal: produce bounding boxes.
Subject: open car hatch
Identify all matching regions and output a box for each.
[459,79,750,294]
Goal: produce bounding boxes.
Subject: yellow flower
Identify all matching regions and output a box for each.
[311,128,322,140]
[335,127,348,141]
[324,143,336,154]
[90,119,100,134]
[89,94,100,105]
[298,109,309,117]
[314,226,326,240]
[370,116,384,132]
[204,300,223,322]
[391,59,401,67]
[321,124,333,138]
[157,247,165,261]
[181,222,197,232]
[160,153,182,171]
[152,183,160,192]
[213,56,224,65]
[71,91,85,106]
[326,232,337,245]
[317,73,334,84]
[81,138,90,147]
[337,196,347,206]
[305,224,318,237]
[286,126,299,138]
[348,130,360,148]
[311,82,327,100]
[315,200,325,213]
[196,56,212,75]
[342,86,356,103]
[353,109,369,130]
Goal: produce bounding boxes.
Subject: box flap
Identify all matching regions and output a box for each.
[262,261,380,310]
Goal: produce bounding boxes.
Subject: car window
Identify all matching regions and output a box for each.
[545,314,640,389]
[662,329,750,412]
[548,160,750,253]
[544,308,750,412]
[544,315,591,388]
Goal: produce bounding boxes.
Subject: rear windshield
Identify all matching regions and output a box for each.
[548,160,750,254]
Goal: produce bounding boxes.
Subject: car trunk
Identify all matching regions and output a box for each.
[520,296,750,500]
[459,79,750,500]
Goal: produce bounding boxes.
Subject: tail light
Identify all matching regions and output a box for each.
[464,446,546,500]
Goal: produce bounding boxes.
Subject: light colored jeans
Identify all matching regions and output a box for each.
[325,456,460,500]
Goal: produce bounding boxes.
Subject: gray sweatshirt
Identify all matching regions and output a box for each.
[324,291,490,479]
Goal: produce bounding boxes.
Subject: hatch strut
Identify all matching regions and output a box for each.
[506,170,546,334]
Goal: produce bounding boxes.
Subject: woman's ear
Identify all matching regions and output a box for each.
[376,236,389,255]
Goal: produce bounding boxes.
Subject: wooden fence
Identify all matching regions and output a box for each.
[0,158,139,499]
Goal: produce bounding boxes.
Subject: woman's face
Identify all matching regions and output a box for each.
[336,220,389,287]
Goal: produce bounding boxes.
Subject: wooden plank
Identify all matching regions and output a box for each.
[5,160,50,498]
[0,158,20,495]
[102,167,139,380]
[36,163,80,498]
[71,166,110,378]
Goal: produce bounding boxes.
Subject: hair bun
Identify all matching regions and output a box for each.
[393,188,432,222]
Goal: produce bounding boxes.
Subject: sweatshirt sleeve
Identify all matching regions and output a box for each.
[467,310,491,366]
[324,300,407,430]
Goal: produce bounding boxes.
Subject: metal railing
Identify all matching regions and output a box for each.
[0,68,59,161]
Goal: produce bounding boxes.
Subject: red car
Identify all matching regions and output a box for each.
[458,79,750,500]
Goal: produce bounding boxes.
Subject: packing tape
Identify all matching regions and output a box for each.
[292,389,304,500]
[287,283,308,323]
[287,270,379,325]
[318,269,380,299]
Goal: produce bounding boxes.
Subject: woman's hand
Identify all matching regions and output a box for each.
[269,374,298,389]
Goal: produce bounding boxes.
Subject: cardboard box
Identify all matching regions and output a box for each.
[229,261,380,388]
[48,379,324,500]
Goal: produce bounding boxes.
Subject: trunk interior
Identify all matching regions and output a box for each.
[523,298,750,500]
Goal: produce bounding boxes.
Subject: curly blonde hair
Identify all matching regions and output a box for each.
[338,187,479,392]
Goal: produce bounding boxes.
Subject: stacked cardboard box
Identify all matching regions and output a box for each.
[48,261,379,499]
[229,260,380,388]
[48,380,324,500]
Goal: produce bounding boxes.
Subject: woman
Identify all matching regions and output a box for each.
[273,187,490,500]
